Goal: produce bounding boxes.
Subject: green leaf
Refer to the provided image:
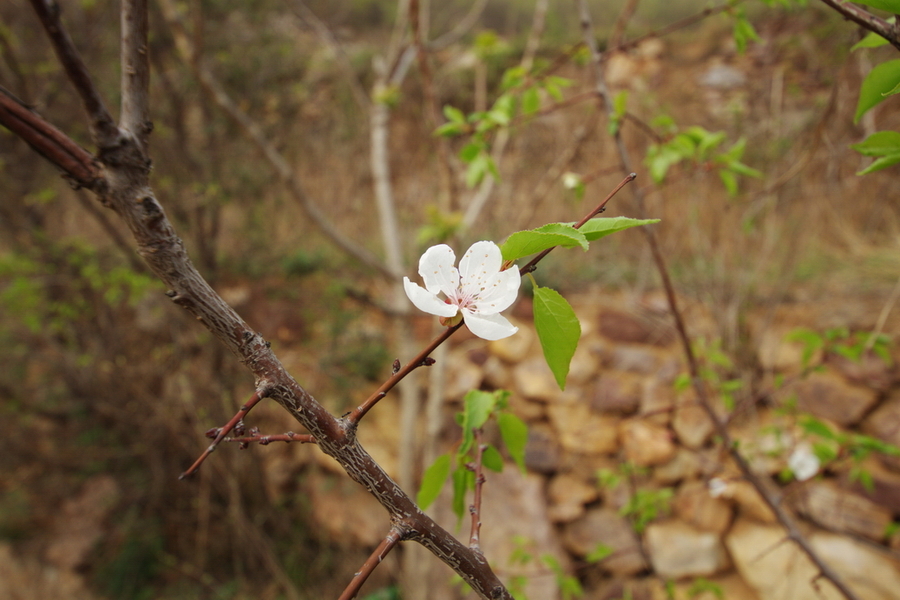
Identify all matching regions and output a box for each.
[576,217,660,241]
[855,60,900,123]
[451,464,474,520]
[521,87,541,115]
[586,543,613,562]
[719,168,738,196]
[533,286,581,390]
[434,122,465,137]
[801,416,838,440]
[417,454,451,510]
[459,142,483,162]
[443,105,466,124]
[850,0,900,11]
[851,131,900,156]
[852,31,890,51]
[481,444,504,471]
[460,390,496,454]
[498,412,528,473]
[500,224,588,262]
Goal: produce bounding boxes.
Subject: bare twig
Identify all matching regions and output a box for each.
[120,0,151,149]
[226,431,316,446]
[180,391,267,479]
[577,2,861,599]
[468,429,487,552]
[28,0,119,148]
[338,528,403,600]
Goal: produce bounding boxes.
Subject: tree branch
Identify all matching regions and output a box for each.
[816,0,900,52]
[338,528,403,600]
[120,0,151,149]
[28,0,119,148]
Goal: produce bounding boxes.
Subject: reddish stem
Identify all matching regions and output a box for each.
[226,432,317,446]
[338,528,403,600]
[179,391,266,479]
[468,428,487,552]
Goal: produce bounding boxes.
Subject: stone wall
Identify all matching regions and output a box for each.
[296,289,900,599]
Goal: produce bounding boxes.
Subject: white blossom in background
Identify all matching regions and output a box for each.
[708,477,728,498]
[403,241,521,341]
[788,443,820,481]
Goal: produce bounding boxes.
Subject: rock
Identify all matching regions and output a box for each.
[861,390,900,471]
[824,350,897,391]
[44,475,121,570]
[489,320,533,362]
[547,401,620,455]
[792,480,892,541]
[524,424,563,474]
[603,344,667,375]
[640,378,677,426]
[591,371,644,414]
[727,517,900,600]
[619,419,676,467]
[482,354,512,389]
[790,371,879,426]
[713,480,777,523]
[562,507,648,575]
[598,308,674,346]
[673,480,733,534]
[653,448,703,484]
[755,325,816,373]
[513,357,562,402]
[568,342,601,386]
[644,520,730,579]
[672,401,715,449]
[839,456,900,513]
[443,349,483,401]
[547,472,599,523]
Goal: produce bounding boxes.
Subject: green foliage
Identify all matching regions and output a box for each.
[532,283,581,390]
[597,466,673,533]
[786,326,893,370]
[731,8,760,53]
[417,390,529,517]
[854,59,900,123]
[645,126,761,195]
[688,578,724,599]
[850,131,900,174]
[361,585,401,600]
[500,218,659,263]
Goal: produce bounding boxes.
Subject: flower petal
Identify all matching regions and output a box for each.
[404,277,458,317]
[471,267,520,314]
[458,241,503,295]
[461,309,518,340]
[418,244,459,297]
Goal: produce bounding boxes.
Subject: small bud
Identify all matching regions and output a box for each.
[392,359,401,374]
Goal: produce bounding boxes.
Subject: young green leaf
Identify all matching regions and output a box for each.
[460,390,496,454]
[855,59,900,123]
[481,444,504,472]
[417,453,451,510]
[533,286,581,390]
[498,411,529,473]
[500,224,588,262]
[851,131,900,174]
[576,217,660,241]
[452,463,474,520]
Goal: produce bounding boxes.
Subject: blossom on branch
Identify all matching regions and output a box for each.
[403,241,521,341]
[788,443,820,481]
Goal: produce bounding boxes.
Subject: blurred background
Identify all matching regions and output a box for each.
[1,0,899,598]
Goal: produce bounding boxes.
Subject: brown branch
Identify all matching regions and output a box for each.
[816,0,900,52]
[226,432,317,446]
[0,87,101,189]
[120,0,151,149]
[180,391,268,479]
[338,528,403,600]
[468,429,487,552]
[576,2,862,599]
[28,0,119,148]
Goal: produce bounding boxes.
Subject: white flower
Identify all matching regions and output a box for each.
[788,444,820,482]
[707,477,728,498]
[403,241,521,341]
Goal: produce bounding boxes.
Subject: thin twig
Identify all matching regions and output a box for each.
[29,0,119,148]
[576,2,861,598]
[338,528,403,600]
[226,432,316,445]
[180,391,266,479]
[815,0,900,52]
[468,429,487,552]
